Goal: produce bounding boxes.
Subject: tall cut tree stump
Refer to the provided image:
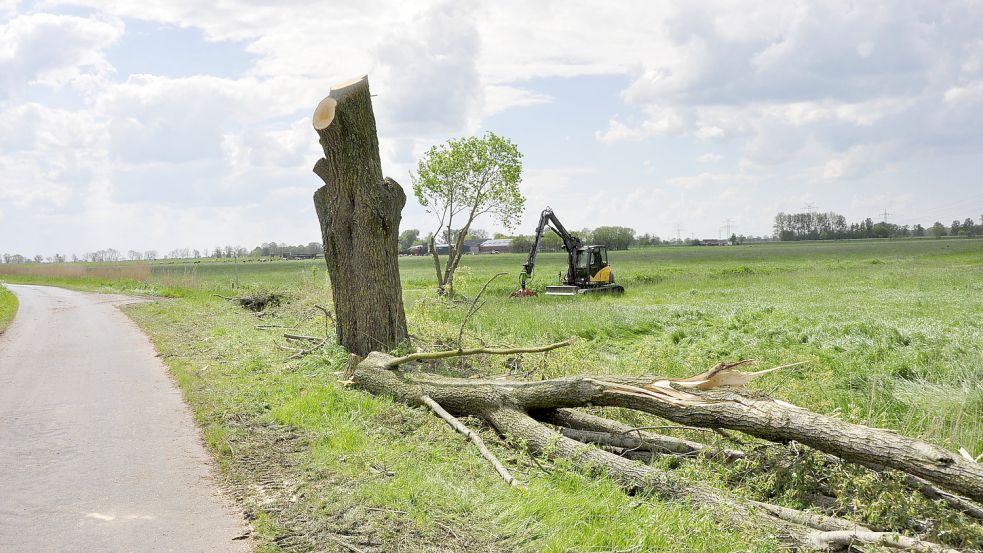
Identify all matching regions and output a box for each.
[312,75,408,356]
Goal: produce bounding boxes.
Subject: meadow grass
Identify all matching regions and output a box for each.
[0,283,17,333]
[4,237,983,551]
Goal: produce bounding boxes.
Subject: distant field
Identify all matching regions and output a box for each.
[3,237,982,551]
[0,284,16,333]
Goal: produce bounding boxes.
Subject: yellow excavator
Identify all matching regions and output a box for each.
[512,207,625,297]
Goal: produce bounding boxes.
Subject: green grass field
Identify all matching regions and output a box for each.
[0,284,17,333]
[3,238,982,551]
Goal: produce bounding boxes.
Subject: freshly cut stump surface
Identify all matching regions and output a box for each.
[0,285,250,552]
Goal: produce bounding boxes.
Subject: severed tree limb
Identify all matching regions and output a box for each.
[805,530,962,553]
[383,339,574,368]
[552,410,983,521]
[540,408,745,462]
[902,474,983,521]
[483,407,859,547]
[313,304,333,338]
[284,333,321,342]
[488,408,966,553]
[558,427,688,454]
[456,272,508,348]
[363,354,983,502]
[750,501,870,532]
[286,339,327,360]
[419,395,521,488]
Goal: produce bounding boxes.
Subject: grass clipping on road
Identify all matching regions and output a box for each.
[0,283,17,333]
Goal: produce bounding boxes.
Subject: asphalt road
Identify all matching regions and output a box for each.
[0,285,250,553]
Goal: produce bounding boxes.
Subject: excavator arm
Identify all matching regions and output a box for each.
[519,208,582,289]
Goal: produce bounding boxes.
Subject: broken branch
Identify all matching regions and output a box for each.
[384,339,574,369]
[457,272,508,348]
[419,395,521,488]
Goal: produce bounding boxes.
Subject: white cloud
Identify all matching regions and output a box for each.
[822,143,894,181]
[596,105,686,143]
[3,0,983,254]
[0,13,123,98]
[483,85,551,117]
[944,82,983,106]
[666,172,753,190]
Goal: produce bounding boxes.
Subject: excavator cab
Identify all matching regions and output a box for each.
[572,246,611,285]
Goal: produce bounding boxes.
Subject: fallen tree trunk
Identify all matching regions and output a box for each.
[348,351,975,551]
[597,375,983,504]
[355,355,983,503]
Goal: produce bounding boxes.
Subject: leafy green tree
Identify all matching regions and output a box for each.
[592,226,636,250]
[412,132,525,295]
[962,218,976,237]
[540,231,563,252]
[913,224,925,237]
[872,222,891,238]
[951,220,961,236]
[930,221,947,238]
[398,229,420,254]
[510,235,533,254]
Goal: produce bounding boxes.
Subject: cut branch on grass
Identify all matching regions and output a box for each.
[456,272,508,348]
[313,304,333,338]
[540,408,745,462]
[283,333,322,342]
[286,338,327,360]
[420,394,521,488]
[902,474,983,521]
[212,291,284,311]
[383,338,574,369]
[805,530,962,553]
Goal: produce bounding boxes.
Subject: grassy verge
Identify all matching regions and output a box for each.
[4,238,983,550]
[0,283,17,333]
[126,294,770,552]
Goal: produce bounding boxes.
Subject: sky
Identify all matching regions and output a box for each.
[2,0,983,257]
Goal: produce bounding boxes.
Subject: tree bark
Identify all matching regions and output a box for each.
[428,235,445,292]
[312,76,408,356]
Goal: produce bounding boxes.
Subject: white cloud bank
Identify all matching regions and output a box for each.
[2,1,983,255]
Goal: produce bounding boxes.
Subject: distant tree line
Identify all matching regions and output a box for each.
[774,211,983,241]
[0,242,329,265]
[501,226,642,254]
[1,249,157,264]
[395,225,780,255]
[247,242,323,258]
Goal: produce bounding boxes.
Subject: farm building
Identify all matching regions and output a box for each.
[700,239,729,246]
[408,245,426,256]
[434,239,496,255]
[478,238,512,253]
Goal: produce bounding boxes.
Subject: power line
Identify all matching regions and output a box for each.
[724,218,734,237]
[890,191,983,225]
[881,209,892,223]
[674,224,683,243]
